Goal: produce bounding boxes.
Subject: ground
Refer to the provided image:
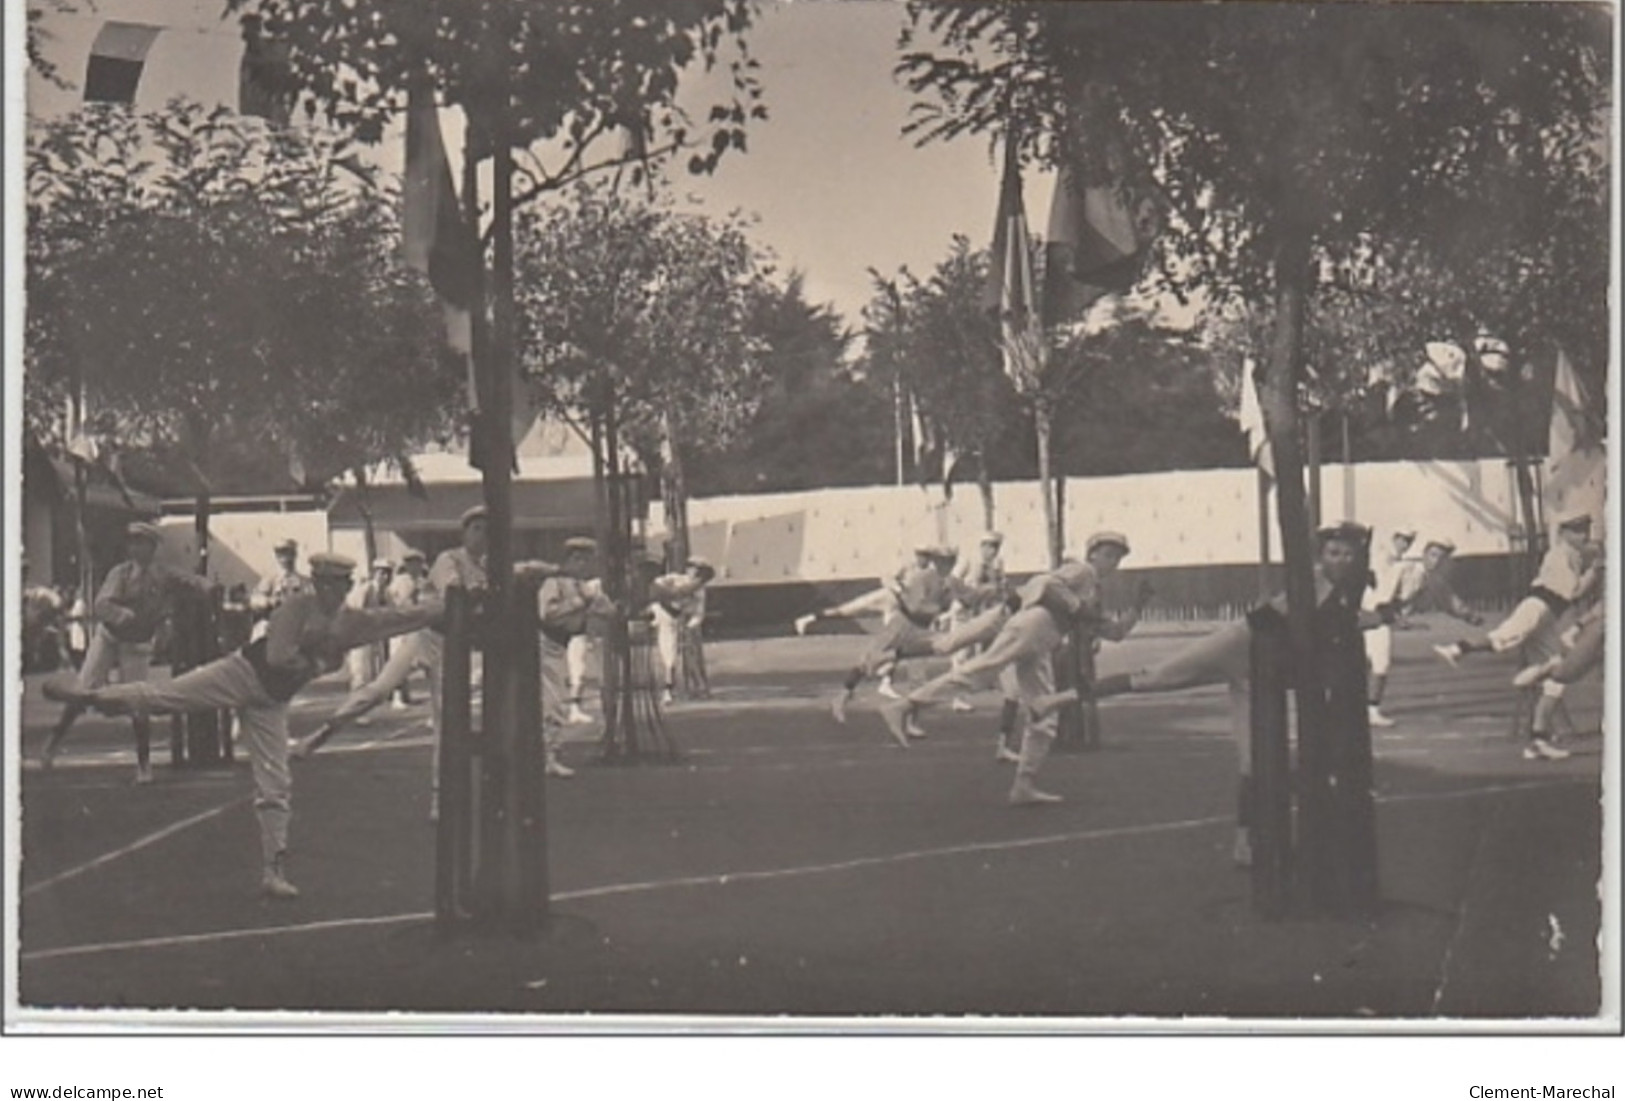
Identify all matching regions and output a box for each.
[9,617,1609,1025]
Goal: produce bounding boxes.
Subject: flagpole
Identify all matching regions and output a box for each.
[1257,466,1272,601]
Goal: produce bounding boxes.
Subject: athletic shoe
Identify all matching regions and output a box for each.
[38,746,56,772]
[1512,658,1561,689]
[661,689,675,707]
[545,754,577,779]
[1008,781,1063,806]
[1367,706,1395,728]
[994,741,1021,764]
[390,698,409,711]
[830,691,850,724]
[1432,643,1462,667]
[878,701,914,749]
[566,704,594,725]
[1522,738,1571,762]
[290,736,315,760]
[950,698,974,713]
[134,764,154,785]
[794,614,815,637]
[876,680,902,701]
[260,868,300,900]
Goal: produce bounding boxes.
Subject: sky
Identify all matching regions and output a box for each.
[23,0,1054,327]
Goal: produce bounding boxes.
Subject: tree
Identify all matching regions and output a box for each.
[226,0,769,927]
[686,275,890,496]
[26,100,461,569]
[515,182,774,572]
[899,1,1611,913]
[867,238,1023,528]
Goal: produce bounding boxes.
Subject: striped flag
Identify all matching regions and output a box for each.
[1042,157,1158,327]
[984,130,1043,392]
[83,22,163,104]
[1544,348,1605,521]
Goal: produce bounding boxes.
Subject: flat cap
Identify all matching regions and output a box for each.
[459,505,488,528]
[1316,520,1370,545]
[308,551,356,579]
[563,536,598,553]
[1556,510,1593,531]
[273,538,299,553]
[399,547,426,562]
[686,555,714,572]
[126,521,163,542]
[1085,531,1131,556]
[980,531,1004,546]
[1391,527,1418,541]
[370,558,395,572]
[1424,536,1456,554]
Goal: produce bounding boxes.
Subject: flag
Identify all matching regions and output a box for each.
[84,22,162,105]
[1545,348,1606,521]
[404,80,499,467]
[1042,156,1158,328]
[239,28,295,126]
[984,131,1043,392]
[403,82,478,342]
[1548,348,1601,465]
[1238,357,1274,481]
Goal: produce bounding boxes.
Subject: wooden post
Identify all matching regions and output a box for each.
[514,574,549,930]
[1247,604,1292,920]
[435,586,473,933]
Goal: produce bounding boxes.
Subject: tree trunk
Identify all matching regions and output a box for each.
[1258,227,1316,694]
[1034,401,1061,569]
[660,409,690,570]
[352,466,378,567]
[976,444,995,532]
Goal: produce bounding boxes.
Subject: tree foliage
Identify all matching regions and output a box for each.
[899,1,1611,392]
[514,183,772,465]
[226,0,764,185]
[26,100,463,491]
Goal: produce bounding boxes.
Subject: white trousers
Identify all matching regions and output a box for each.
[90,653,291,864]
[1488,597,1563,662]
[1363,625,1392,677]
[908,607,1062,786]
[566,634,589,698]
[651,605,681,686]
[76,625,152,690]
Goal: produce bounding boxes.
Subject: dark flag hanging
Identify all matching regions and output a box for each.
[982,130,1043,392]
[83,22,163,105]
[238,27,296,126]
[1041,156,1159,328]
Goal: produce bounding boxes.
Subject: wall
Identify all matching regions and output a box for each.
[657,459,1554,633]
[661,459,1529,583]
[155,511,331,588]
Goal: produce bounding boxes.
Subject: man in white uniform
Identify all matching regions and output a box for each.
[881,533,1142,806]
[1433,511,1600,678]
[46,553,442,898]
[1362,527,1420,727]
[648,556,717,705]
[41,521,209,783]
[538,538,616,777]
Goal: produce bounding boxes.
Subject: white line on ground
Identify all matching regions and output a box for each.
[21,795,252,899]
[19,776,1589,965]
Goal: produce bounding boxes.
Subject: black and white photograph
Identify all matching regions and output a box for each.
[3,0,1620,1089]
